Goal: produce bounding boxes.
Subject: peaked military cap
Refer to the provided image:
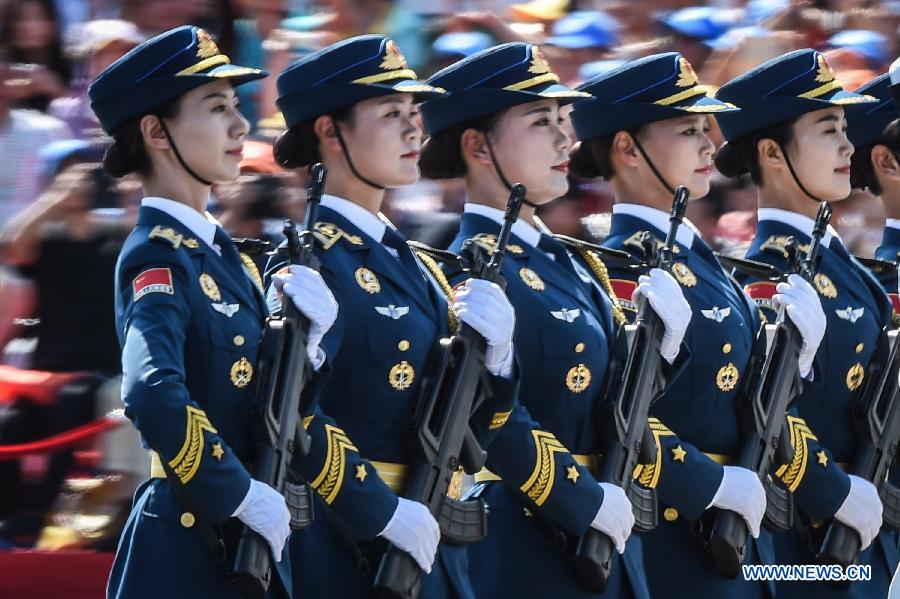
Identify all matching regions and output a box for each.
[420,42,589,135]
[846,73,897,148]
[276,35,444,128]
[570,52,736,141]
[89,25,266,133]
[714,48,877,141]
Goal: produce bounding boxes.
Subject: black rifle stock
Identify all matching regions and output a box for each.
[708,201,833,578]
[229,164,327,598]
[570,185,689,592]
[372,184,527,599]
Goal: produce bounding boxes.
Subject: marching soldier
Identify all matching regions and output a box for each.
[264,35,520,598]
[568,51,826,599]
[89,26,338,597]
[418,43,695,598]
[715,48,894,598]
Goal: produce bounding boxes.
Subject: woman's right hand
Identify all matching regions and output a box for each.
[273,265,338,366]
[590,483,635,554]
[233,479,292,561]
[378,497,440,573]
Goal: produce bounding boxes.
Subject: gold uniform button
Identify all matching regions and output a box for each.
[855,343,864,354]
[398,340,410,351]
[663,508,679,522]
[575,343,585,353]
[722,343,732,354]
[233,335,245,347]
[180,512,196,528]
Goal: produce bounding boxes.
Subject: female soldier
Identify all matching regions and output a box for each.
[567,52,828,599]
[418,42,693,598]
[264,35,520,598]
[88,26,337,597]
[714,48,891,598]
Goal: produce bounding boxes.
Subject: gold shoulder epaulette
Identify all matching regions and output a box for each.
[239,253,264,291]
[148,225,199,250]
[467,232,523,255]
[760,235,809,258]
[313,222,364,250]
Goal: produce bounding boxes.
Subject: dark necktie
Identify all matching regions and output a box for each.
[381,226,428,293]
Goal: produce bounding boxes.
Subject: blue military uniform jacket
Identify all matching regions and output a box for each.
[264,199,519,599]
[450,209,650,599]
[603,208,774,599]
[742,214,900,599]
[108,203,271,598]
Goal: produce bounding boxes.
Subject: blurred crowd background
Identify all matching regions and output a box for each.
[0,0,899,554]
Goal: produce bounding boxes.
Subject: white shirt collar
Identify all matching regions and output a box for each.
[612,203,698,248]
[464,202,542,248]
[886,218,900,232]
[757,207,839,248]
[142,197,217,249]
[321,194,387,243]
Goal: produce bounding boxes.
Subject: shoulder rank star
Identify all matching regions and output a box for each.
[835,306,864,323]
[701,306,731,322]
[375,304,409,320]
[550,307,581,323]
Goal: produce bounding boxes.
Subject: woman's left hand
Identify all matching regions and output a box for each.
[633,268,692,363]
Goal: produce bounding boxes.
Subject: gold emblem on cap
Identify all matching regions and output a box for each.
[380,40,408,71]
[670,262,697,287]
[389,360,415,391]
[814,273,837,298]
[566,364,592,393]
[716,362,739,392]
[815,54,836,83]
[528,47,552,74]
[196,29,220,59]
[199,273,221,301]
[230,357,253,388]
[676,57,699,88]
[519,267,545,291]
[355,267,381,294]
[846,362,865,391]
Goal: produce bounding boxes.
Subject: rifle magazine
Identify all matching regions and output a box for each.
[881,481,900,530]
[285,481,315,530]
[762,477,793,532]
[438,497,487,544]
[627,481,658,532]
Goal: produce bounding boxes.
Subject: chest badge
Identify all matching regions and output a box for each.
[814,273,837,299]
[199,273,221,301]
[835,306,864,324]
[389,360,415,391]
[566,364,592,393]
[670,262,697,287]
[230,357,254,388]
[716,362,740,392]
[375,304,409,320]
[355,267,381,294]
[551,308,581,323]
[519,267,545,291]
[211,302,240,318]
[846,362,865,391]
[701,306,731,323]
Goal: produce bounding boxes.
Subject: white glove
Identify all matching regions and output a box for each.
[378,497,440,573]
[452,278,515,377]
[707,466,766,538]
[232,479,291,562]
[773,274,826,378]
[590,482,635,554]
[273,264,338,369]
[834,474,883,550]
[632,268,692,363]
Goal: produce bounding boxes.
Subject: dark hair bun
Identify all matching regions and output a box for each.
[714,141,749,178]
[418,131,467,180]
[102,139,140,178]
[569,141,603,179]
[273,126,318,170]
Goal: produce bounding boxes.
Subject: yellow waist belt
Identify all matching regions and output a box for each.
[151,453,464,500]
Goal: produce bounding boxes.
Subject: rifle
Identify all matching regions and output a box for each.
[707,201,833,578]
[569,185,688,592]
[817,303,900,580]
[372,184,527,599]
[228,163,327,598]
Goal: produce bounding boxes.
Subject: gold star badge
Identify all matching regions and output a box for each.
[355,464,367,483]
[817,450,828,468]
[671,445,687,463]
[211,442,224,461]
[566,464,581,484]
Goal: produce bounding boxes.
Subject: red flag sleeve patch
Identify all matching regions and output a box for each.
[743,281,778,311]
[133,268,174,301]
[610,278,638,311]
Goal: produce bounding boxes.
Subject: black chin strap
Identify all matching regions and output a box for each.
[156,117,213,186]
[484,135,540,208]
[631,133,676,196]
[778,142,830,204]
[333,121,386,190]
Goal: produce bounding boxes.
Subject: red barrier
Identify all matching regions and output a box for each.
[0,550,113,598]
[0,417,123,460]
